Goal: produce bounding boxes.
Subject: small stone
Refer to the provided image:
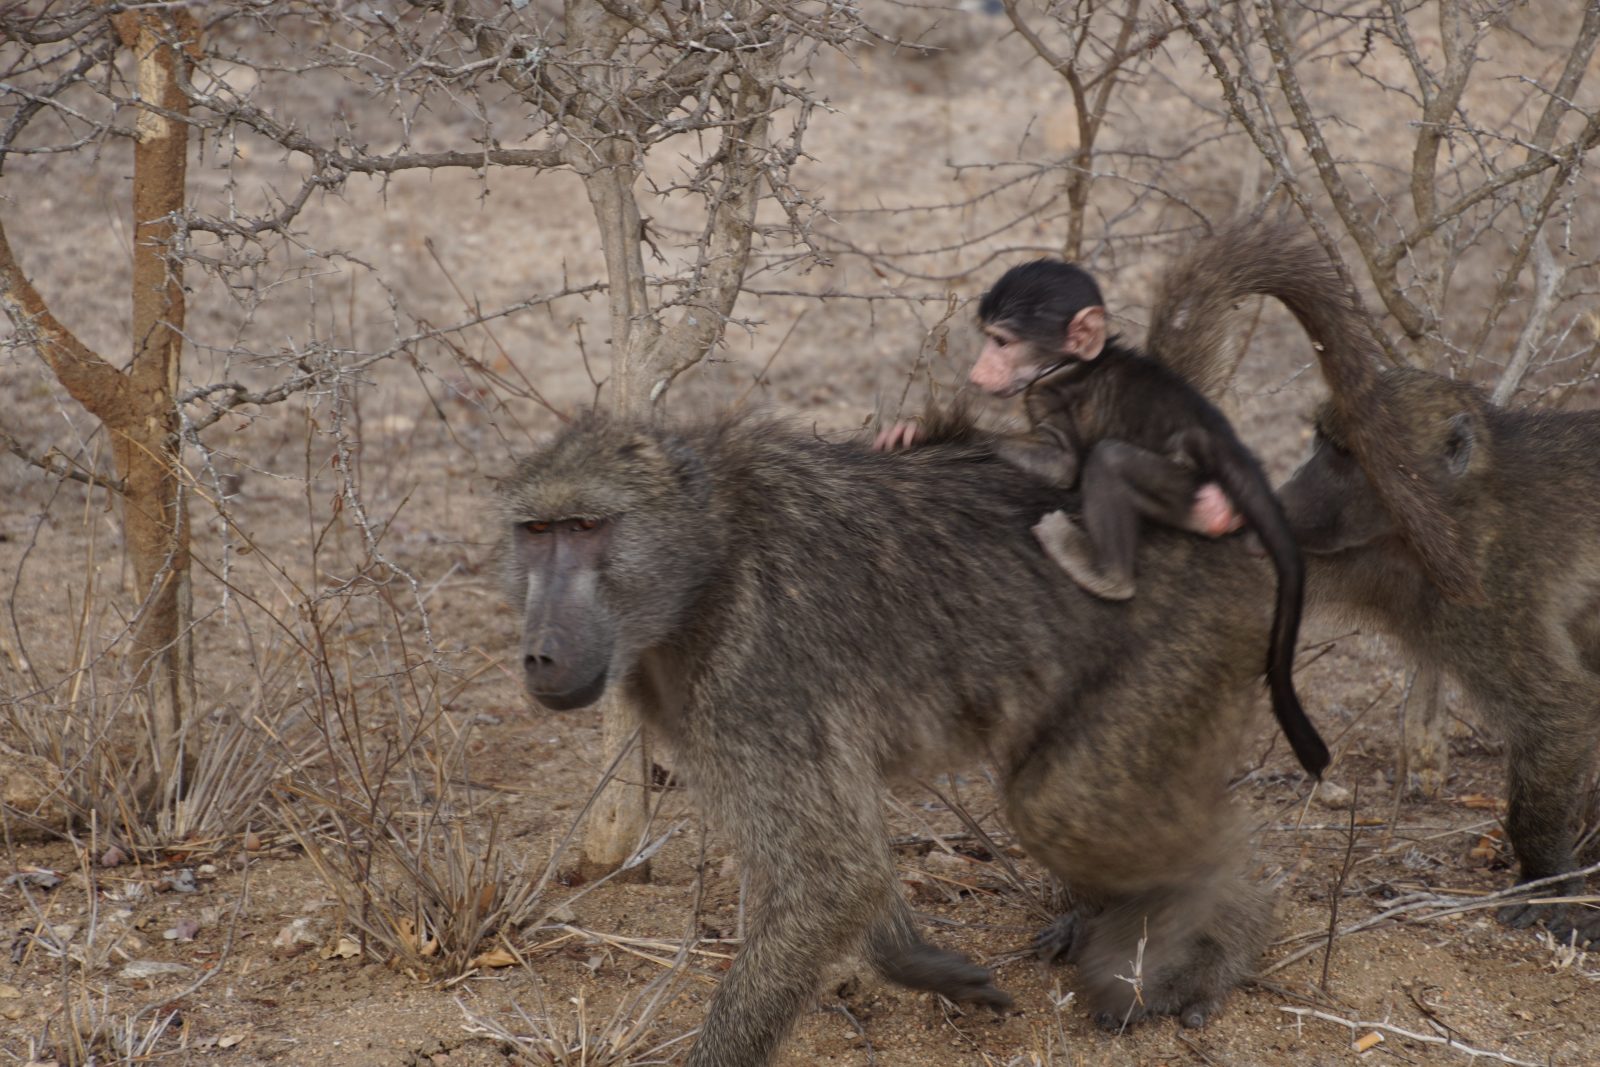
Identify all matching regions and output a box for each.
[1314,781,1355,809]
[163,869,199,894]
[121,960,191,981]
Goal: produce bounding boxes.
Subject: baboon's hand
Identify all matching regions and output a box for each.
[873,420,922,452]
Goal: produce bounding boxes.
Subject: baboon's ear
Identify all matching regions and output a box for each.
[1357,397,1488,605]
[659,434,711,507]
[1443,412,1479,478]
[1063,305,1106,360]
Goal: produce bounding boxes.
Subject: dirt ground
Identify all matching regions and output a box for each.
[2,7,1598,1066]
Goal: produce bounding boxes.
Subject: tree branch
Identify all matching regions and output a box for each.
[0,215,127,412]
[1258,0,1429,340]
[0,425,124,492]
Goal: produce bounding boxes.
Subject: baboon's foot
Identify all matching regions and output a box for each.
[1084,970,1227,1033]
[1092,1007,1146,1033]
[1175,994,1224,1029]
[1033,512,1134,601]
[1497,899,1597,946]
[1077,880,1272,1035]
[1497,898,1561,931]
[1031,912,1086,965]
[1496,875,1591,944]
[878,941,1013,1009]
[1576,907,1600,946]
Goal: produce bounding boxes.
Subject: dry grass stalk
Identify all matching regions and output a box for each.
[457,948,698,1067]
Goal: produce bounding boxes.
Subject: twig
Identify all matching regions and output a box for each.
[0,424,123,492]
[1278,1006,1547,1066]
[1262,858,1600,976]
[1319,784,1358,993]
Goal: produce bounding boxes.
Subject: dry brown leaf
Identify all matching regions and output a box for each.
[468,946,518,969]
[321,935,361,960]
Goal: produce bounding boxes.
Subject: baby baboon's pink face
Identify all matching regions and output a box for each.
[970,325,1032,397]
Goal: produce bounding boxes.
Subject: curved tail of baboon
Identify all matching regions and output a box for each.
[1146,218,1486,604]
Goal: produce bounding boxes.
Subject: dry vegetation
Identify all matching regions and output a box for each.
[1,2,1597,1064]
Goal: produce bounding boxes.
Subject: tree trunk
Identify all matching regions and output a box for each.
[118,12,196,793]
[1401,664,1448,799]
[574,139,657,882]
[0,11,197,803]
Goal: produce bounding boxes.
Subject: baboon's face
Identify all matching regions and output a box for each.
[500,420,716,712]
[511,516,619,710]
[1278,428,1395,555]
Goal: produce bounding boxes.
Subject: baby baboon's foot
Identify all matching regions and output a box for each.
[1032,912,1086,965]
[1186,482,1244,537]
[1033,511,1134,601]
[878,941,1013,1009]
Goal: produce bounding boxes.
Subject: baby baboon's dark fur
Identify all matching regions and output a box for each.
[501,411,1281,1066]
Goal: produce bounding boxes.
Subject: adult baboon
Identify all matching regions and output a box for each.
[1154,219,1600,944]
[501,409,1282,1065]
[1280,374,1600,942]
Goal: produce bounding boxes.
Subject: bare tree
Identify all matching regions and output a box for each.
[0,9,201,797]
[0,2,855,869]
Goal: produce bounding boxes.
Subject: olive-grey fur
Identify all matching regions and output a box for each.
[1154,218,1600,945]
[499,409,1281,1066]
[1279,369,1600,944]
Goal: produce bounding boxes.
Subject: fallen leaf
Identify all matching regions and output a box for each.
[320,935,361,960]
[273,918,319,949]
[1457,794,1505,811]
[0,983,20,998]
[164,918,200,942]
[468,946,518,969]
[218,1032,247,1049]
[163,869,199,894]
[1314,781,1354,809]
[100,845,129,868]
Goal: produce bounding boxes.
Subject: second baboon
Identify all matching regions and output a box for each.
[1150,219,1600,944]
[502,408,1283,1066]
[1280,375,1600,943]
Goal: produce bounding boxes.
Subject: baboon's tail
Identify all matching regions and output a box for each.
[1211,435,1326,778]
[1146,218,1486,604]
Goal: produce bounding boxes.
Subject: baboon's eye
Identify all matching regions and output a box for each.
[523,520,551,534]
[573,516,600,532]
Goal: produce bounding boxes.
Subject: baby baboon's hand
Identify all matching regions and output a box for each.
[873,420,923,452]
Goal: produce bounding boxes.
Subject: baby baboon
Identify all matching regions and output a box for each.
[1150,218,1600,944]
[968,257,1327,779]
[502,409,1282,1066]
